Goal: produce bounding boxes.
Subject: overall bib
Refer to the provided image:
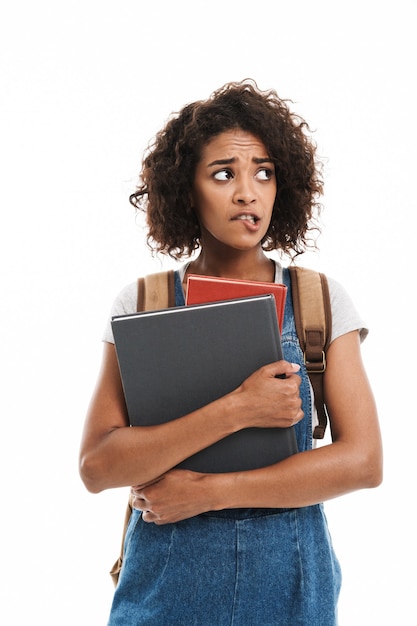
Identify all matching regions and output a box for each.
[107,269,342,625]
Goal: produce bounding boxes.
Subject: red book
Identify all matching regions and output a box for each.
[186,274,287,333]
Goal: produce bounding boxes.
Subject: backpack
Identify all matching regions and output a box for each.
[109,265,332,586]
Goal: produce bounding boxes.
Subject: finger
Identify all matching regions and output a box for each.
[141,510,154,523]
[267,361,300,378]
[131,495,147,511]
[131,475,163,492]
[292,408,304,425]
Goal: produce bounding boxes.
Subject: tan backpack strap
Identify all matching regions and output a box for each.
[137,269,176,312]
[289,266,332,439]
[109,492,134,586]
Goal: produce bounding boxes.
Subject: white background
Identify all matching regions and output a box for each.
[1,1,415,624]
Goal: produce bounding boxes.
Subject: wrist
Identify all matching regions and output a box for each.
[200,471,240,512]
[213,389,247,434]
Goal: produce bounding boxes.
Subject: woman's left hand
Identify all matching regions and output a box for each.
[131,469,215,524]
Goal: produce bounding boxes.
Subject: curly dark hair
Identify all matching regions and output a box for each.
[130,79,323,259]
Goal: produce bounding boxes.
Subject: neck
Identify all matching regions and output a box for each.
[187,248,275,283]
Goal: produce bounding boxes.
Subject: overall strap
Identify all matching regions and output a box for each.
[288,266,332,439]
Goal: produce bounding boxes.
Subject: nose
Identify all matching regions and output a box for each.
[233,176,256,205]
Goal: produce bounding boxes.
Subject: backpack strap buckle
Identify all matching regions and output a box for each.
[304,350,326,374]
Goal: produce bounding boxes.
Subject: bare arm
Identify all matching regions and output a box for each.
[133,331,383,524]
[78,342,303,493]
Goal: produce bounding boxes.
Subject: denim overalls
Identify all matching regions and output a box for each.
[107,269,341,625]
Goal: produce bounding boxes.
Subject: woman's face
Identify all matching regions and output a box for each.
[191,129,276,252]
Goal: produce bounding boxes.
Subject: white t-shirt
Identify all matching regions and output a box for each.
[102,261,368,344]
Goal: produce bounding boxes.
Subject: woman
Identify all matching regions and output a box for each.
[79,80,382,625]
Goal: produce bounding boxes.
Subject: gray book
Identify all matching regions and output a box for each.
[111,294,298,473]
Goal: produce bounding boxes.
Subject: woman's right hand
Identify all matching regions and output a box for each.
[232,361,304,429]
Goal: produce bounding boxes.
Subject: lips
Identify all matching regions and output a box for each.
[230,212,261,231]
[231,212,260,225]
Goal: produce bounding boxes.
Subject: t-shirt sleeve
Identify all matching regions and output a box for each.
[328,276,368,343]
[102,281,138,343]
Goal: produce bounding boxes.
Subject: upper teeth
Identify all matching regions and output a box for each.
[236,215,256,223]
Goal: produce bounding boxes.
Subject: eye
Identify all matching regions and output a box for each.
[255,167,274,181]
[213,169,234,181]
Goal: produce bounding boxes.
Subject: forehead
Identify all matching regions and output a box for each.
[200,129,269,160]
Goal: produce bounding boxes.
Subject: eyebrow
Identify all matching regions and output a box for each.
[207,157,274,167]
